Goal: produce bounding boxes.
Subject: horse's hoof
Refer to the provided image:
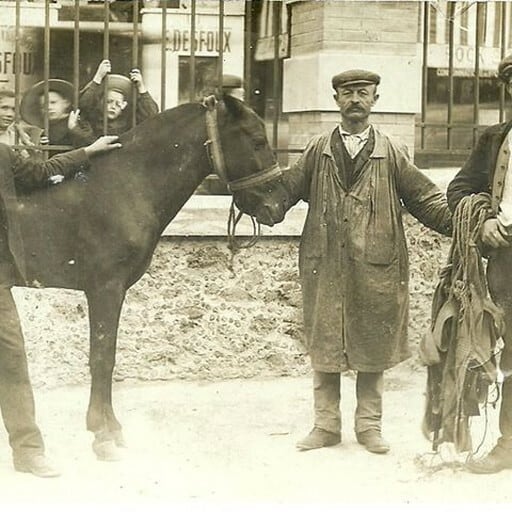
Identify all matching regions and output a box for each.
[112,430,127,448]
[92,439,123,462]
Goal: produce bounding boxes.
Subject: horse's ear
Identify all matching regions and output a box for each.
[202,95,218,111]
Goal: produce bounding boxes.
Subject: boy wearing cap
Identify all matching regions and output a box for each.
[447,53,512,474]
[79,59,158,137]
[283,69,451,455]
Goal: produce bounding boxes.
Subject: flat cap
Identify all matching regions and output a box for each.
[106,74,132,99]
[498,53,512,82]
[332,69,381,89]
[215,74,244,88]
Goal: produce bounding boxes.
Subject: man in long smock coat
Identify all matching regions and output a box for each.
[287,70,452,454]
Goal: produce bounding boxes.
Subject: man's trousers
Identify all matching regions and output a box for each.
[312,370,383,435]
[0,287,44,458]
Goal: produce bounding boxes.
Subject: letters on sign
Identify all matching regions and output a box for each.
[169,30,232,53]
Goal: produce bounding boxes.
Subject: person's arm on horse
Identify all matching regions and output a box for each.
[129,68,159,123]
[10,135,121,192]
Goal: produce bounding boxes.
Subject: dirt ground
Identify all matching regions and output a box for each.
[1,217,511,505]
[1,373,510,506]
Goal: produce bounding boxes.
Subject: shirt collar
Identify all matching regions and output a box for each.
[339,124,371,140]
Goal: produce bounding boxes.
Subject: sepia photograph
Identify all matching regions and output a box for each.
[0,0,511,508]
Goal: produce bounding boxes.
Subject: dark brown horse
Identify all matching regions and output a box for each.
[14,95,290,460]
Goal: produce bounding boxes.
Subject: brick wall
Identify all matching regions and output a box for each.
[284,0,422,163]
[291,1,420,56]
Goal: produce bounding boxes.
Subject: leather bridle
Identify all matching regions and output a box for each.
[202,96,283,262]
[203,96,282,193]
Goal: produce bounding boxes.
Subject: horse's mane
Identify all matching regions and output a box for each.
[118,102,206,145]
[113,96,263,152]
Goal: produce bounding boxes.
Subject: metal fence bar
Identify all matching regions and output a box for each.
[160,0,167,110]
[43,0,51,158]
[271,0,280,149]
[217,0,224,94]
[102,0,110,135]
[500,1,507,123]
[189,0,196,103]
[132,0,140,128]
[420,1,429,150]
[244,1,253,107]
[447,1,455,150]
[73,0,80,109]
[472,2,482,146]
[13,0,21,145]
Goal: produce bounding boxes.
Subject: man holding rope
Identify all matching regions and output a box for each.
[447,53,512,474]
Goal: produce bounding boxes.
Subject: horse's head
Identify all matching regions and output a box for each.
[204,95,290,226]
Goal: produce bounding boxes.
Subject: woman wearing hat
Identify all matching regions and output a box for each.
[79,59,159,138]
[20,79,95,157]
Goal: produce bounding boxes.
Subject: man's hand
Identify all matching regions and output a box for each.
[129,68,147,93]
[84,135,122,157]
[67,109,80,131]
[93,59,111,84]
[480,218,511,248]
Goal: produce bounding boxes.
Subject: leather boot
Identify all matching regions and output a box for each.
[466,439,512,474]
[13,454,60,478]
[296,427,341,451]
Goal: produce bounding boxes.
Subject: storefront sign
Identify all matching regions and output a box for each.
[0,26,40,88]
[169,29,232,53]
[428,44,502,71]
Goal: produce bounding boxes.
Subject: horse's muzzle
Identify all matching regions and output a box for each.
[255,203,286,227]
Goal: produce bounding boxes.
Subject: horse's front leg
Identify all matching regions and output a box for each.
[85,284,126,461]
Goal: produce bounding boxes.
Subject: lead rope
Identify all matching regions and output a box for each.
[449,194,502,461]
[227,200,261,271]
[203,98,262,269]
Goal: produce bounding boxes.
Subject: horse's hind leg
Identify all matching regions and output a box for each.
[85,284,126,461]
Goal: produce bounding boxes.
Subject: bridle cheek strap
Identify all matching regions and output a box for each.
[204,104,230,186]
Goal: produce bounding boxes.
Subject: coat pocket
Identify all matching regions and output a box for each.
[364,163,396,265]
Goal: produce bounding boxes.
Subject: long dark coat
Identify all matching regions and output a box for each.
[283,127,452,373]
[447,120,512,212]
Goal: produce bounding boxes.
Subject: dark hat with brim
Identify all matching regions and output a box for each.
[332,69,381,90]
[498,54,512,83]
[106,74,133,99]
[20,79,74,127]
[214,74,244,89]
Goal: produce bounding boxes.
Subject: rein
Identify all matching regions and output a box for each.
[202,96,281,256]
